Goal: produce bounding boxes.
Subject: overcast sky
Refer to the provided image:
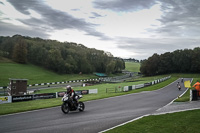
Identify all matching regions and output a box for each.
[0,0,200,60]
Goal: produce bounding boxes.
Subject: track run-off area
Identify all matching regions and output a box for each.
[0,78,192,133]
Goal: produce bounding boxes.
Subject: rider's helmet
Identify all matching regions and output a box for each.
[66,85,72,93]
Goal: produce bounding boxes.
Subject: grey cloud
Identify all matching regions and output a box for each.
[0,1,4,5]
[85,29,111,40]
[7,0,93,30]
[6,0,110,41]
[116,37,200,59]
[90,12,104,19]
[155,0,200,37]
[93,0,156,12]
[0,21,49,38]
[71,9,80,11]
[7,0,38,15]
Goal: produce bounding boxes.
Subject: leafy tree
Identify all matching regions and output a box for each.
[140,47,200,76]
[157,52,173,74]
[12,37,27,63]
[114,58,125,73]
[27,43,48,66]
[0,35,125,74]
[146,53,160,76]
[106,60,115,74]
[190,47,200,72]
[45,49,65,73]
[65,55,77,73]
[140,59,147,75]
[0,36,15,58]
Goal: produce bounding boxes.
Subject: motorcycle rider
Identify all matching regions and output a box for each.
[181,78,184,83]
[66,85,78,108]
[177,82,181,90]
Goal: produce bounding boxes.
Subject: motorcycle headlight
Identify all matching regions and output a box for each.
[63,97,68,101]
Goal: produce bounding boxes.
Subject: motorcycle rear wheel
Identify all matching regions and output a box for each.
[61,103,69,114]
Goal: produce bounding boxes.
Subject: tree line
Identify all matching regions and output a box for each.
[123,58,140,62]
[0,35,125,74]
[140,47,200,76]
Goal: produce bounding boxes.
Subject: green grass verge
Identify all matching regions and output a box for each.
[175,88,191,102]
[0,62,97,86]
[125,62,140,72]
[0,75,175,115]
[106,109,200,133]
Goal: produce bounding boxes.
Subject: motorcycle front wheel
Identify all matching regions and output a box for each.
[78,102,85,112]
[61,103,69,114]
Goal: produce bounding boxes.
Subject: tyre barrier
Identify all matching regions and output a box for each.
[123,76,171,92]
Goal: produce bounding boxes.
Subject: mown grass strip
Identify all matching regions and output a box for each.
[106,109,200,133]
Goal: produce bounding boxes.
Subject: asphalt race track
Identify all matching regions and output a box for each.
[0,78,191,133]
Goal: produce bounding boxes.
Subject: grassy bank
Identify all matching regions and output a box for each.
[125,62,140,72]
[106,109,200,133]
[0,62,97,86]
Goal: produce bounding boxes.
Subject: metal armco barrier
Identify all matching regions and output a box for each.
[144,82,152,87]
[75,90,89,95]
[89,89,98,94]
[135,84,145,89]
[0,96,12,104]
[0,86,7,89]
[106,87,123,93]
[128,86,132,91]
[33,93,56,100]
[1,88,98,104]
[57,89,98,97]
[57,92,66,97]
[123,76,171,92]
[106,88,116,93]
[12,95,33,102]
[27,78,101,87]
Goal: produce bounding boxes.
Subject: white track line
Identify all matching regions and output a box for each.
[99,114,151,133]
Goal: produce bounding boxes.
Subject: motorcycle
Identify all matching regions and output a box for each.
[61,94,85,114]
[178,85,181,90]
[181,78,184,83]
